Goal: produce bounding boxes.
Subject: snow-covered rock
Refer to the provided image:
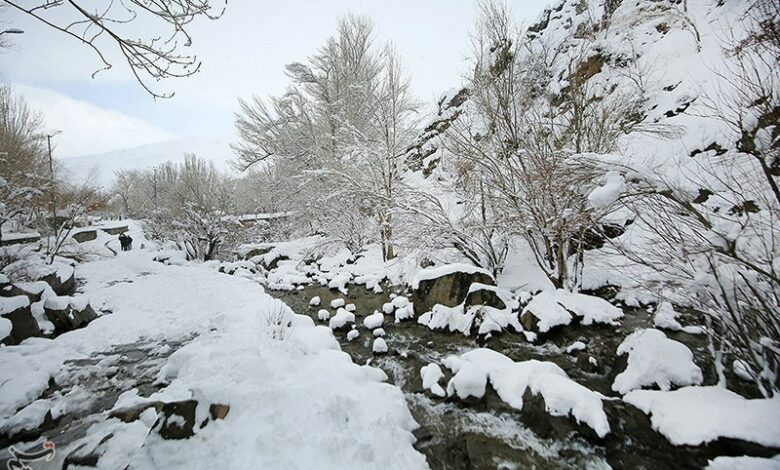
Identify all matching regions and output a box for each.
[612,329,703,394]
[706,455,780,470]
[624,386,780,447]
[317,309,330,321]
[346,329,359,342]
[565,341,587,354]
[363,311,384,330]
[0,317,12,342]
[521,289,623,333]
[372,328,385,337]
[328,308,355,330]
[345,303,357,312]
[309,296,321,307]
[394,305,414,323]
[653,302,704,335]
[420,364,446,397]
[330,298,346,309]
[382,302,395,314]
[372,338,388,354]
[443,349,611,437]
[412,263,494,315]
[391,296,410,309]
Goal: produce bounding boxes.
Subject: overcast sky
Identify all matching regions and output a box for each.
[0,0,550,158]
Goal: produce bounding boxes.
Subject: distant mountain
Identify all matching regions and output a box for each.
[61,136,237,187]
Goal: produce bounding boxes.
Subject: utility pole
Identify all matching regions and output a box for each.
[47,134,55,226]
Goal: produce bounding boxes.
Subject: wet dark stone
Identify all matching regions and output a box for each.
[464,285,506,310]
[1,301,42,345]
[153,400,198,440]
[414,269,495,315]
[45,302,98,336]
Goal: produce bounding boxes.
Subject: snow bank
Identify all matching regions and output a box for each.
[522,289,623,333]
[612,329,703,394]
[411,263,493,289]
[0,247,428,469]
[442,349,610,437]
[588,171,625,208]
[624,386,780,447]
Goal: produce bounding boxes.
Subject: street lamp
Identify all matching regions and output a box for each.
[0,29,24,36]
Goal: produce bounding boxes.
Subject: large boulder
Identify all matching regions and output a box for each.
[43,295,98,335]
[412,264,495,315]
[464,283,506,310]
[1,296,42,345]
[1,281,51,303]
[36,263,76,296]
[151,400,230,440]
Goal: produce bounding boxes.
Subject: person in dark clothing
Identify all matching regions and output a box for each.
[118,233,131,251]
[125,235,133,251]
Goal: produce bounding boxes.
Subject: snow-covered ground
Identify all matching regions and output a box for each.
[0,244,427,469]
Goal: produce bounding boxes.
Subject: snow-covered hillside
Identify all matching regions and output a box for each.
[61,136,236,187]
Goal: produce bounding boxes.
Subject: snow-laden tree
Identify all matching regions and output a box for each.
[439,1,649,288]
[614,2,780,396]
[127,155,242,260]
[233,14,419,259]
[0,84,49,242]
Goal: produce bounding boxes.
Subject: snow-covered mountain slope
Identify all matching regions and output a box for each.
[61,136,237,187]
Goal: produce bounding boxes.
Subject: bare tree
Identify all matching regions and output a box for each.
[2,0,225,98]
[0,84,49,242]
[437,1,648,288]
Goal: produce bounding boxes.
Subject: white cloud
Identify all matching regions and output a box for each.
[14,84,176,158]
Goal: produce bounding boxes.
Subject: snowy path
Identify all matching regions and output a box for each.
[0,249,427,469]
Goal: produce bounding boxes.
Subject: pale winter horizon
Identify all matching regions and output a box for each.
[1,1,779,469]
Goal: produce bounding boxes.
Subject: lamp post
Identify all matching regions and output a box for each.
[0,28,24,35]
[32,131,62,228]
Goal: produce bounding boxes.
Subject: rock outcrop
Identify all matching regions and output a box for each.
[1,296,42,345]
[413,264,495,315]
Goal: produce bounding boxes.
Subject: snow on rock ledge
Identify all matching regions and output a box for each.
[411,263,493,290]
[442,348,610,437]
[624,386,780,447]
[520,289,623,333]
[412,263,494,315]
[612,329,703,395]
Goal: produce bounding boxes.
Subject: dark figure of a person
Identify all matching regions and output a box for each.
[118,234,128,251]
[125,235,133,251]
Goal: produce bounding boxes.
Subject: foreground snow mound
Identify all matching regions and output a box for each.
[522,289,623,333]
[612,329,703,394]
[442,349,610,437]
[624,386,780,447]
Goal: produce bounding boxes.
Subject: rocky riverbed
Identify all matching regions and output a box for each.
[270,283,775,470]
